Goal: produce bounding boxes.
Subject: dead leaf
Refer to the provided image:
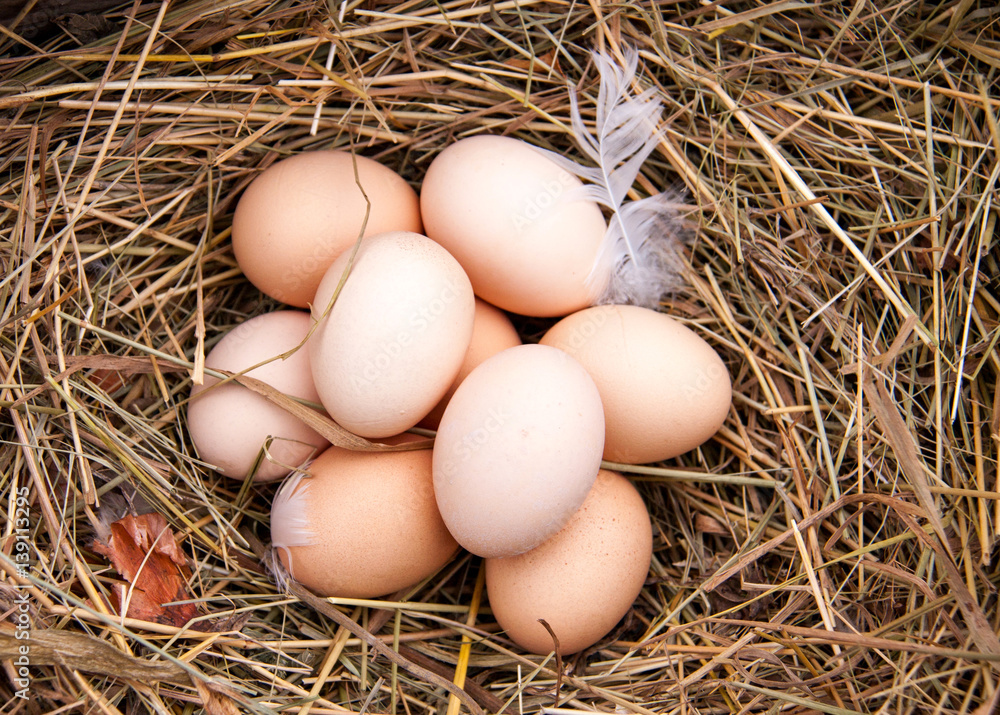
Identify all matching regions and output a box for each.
[193,678,243,715]
[91,513,200,628]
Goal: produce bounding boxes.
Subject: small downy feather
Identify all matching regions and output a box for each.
[270,470,317,586]
[535,46,689,308]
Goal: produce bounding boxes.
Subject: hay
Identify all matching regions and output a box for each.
[2,0,999,712]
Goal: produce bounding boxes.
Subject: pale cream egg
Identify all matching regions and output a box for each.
[432,344,605,558]
[308,231,475,438]
[420,135,607,317]
[187,311,329,482]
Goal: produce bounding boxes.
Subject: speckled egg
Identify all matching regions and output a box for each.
[485,469,652,655]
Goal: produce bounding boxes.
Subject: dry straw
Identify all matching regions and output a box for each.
[2,0,999,713]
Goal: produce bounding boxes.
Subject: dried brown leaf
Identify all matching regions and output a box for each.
[91,513,200,629]
[193,678,243,715]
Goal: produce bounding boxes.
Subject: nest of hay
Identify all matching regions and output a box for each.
[2,1,999,712]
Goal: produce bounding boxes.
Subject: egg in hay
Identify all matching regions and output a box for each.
[432,344,605,558]
[187,311,329,482]
[308,231,475,438]
[420,135,607,317]
[485,469,652,655]
[541,304,731,463]
[418,298,522,430]
[270,439,458,598]
[232,151,422,307]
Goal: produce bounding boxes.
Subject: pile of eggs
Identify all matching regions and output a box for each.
[187,137,732,655]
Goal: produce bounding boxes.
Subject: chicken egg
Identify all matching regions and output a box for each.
[541,304,731,463]
[432,344,605,558]
[308,231,475,438]
[187,311,329,482]
[270,439,458,598]
[232,151,422,307]
[420,135,607,317]
[485,469,652,655]
[418,298,521,430]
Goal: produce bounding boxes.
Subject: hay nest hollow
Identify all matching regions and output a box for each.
[2,1,1000,713]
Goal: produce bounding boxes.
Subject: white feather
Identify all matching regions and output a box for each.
[594,190,690,306]
[535,46,688,308]
[270,469,317,584]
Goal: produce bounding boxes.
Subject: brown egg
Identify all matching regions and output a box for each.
[232,151,422,307]
[187,311,329,482]
[485,469,652,655]
[541,305,731,464]
[270,441,459,598]
[419,298,521,430]
[420,135,607,317]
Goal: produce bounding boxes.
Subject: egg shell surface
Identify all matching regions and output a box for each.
[540,304,731,463]
[188,311,329,482]
[309,231,475,438]
[271,439,459,598]
[485,469,652,655]
[418,298,522,429]
[232,151,422,307]
[420,135,607,317]
[432,343,605,558]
